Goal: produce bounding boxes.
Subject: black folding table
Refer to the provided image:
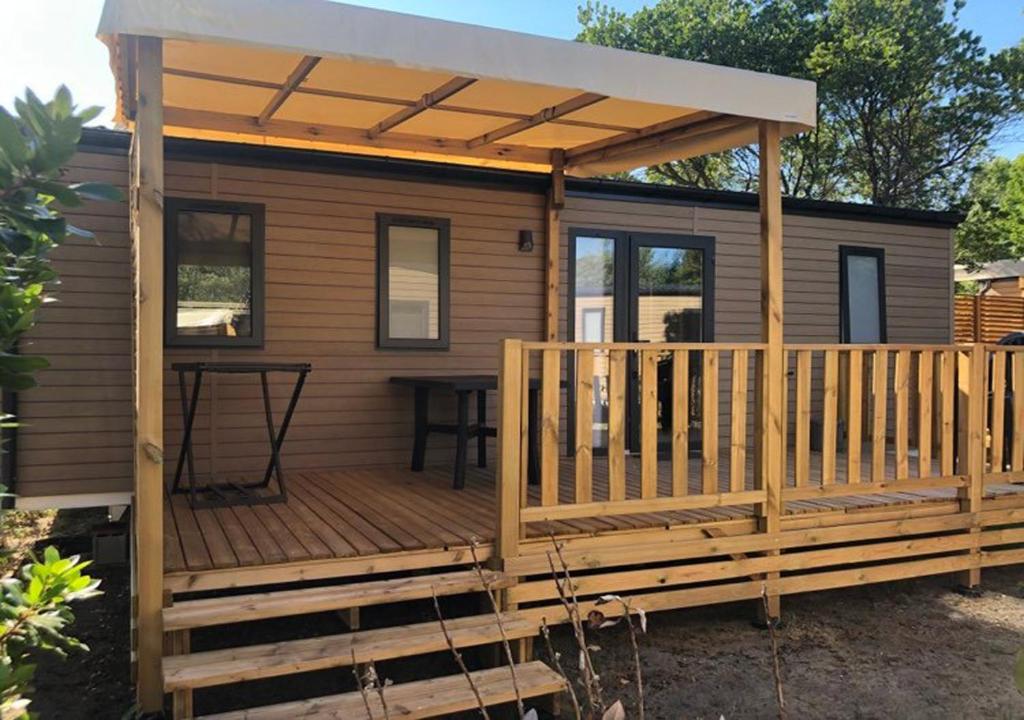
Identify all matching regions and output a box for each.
[171,362,311,509]
[389,375,542,489]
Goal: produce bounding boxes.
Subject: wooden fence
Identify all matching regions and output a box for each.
[494,340,1024,617]
[955,295,1024,343]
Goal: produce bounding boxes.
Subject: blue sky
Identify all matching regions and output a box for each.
[2,0,1021,156]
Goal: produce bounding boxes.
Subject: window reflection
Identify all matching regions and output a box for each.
[175,210,254,338]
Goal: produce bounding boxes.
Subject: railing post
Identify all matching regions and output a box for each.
[959,342,986,589]
[496,338,524,571]
[758,121,785,622]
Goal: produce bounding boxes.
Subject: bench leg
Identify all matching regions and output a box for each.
[477,389,487,468]
[454,391,469,489]
[412,387,429,471]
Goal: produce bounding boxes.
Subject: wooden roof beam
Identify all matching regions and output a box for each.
[565,113,748,168]
[368,76,476,139]
[256,55,321,126]
[466,92,607,149]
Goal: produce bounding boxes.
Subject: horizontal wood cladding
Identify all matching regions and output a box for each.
[14,149,952,500]
[559,197,953,345]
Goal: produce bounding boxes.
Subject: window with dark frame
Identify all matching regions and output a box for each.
[376,213,451,349]
[839,245,887,343]
[164,198,265,348]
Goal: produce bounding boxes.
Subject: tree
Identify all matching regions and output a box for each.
[577,0,1024,209]
[954,154,1024,269]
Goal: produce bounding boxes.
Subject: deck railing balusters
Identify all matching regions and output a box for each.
[702,349,720,494]
[671,349,689,497]
[574,349,594,503]
[871,349,889,484]
[730,349,749,493]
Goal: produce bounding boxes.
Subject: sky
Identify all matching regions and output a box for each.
[2,0,1021,156]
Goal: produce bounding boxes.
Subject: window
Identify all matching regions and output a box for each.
[582,307,606,342]
[164,198,265,348]
[839,245,887,343]
[377,214,450,349]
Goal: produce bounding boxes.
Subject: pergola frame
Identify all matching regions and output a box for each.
[110,2,810,705]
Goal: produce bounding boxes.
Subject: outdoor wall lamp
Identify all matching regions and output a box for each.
[518,229,534,252]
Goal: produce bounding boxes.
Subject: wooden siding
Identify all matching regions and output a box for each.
[14,148,953,499]
[559,197,954,345]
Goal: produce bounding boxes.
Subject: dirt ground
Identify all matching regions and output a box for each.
[548,568,1024,720]
[10,509,1024,719]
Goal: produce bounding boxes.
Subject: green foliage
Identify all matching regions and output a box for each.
[0,547,101,720]
[0,86,120,392]
[577,0,1024,209]
[0,87,114,719]
[954,154,1024,269]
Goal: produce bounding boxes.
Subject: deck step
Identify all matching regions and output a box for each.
[163,611,538,692]
[198,661,566,719]
[164,569,510,631]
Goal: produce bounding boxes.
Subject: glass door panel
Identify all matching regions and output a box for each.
[630,235,713,453]
[573,235,620,450]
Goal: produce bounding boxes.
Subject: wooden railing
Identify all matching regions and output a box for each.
[495,341,768,557]
[495,340,1024,560]
[780,345,967,500]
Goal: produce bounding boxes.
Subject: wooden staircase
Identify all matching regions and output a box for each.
[162,568,564,719]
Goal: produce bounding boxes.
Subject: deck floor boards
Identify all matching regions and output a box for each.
[165,449,1024,575]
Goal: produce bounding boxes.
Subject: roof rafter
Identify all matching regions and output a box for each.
[466,92,607,149]
[162,67,639,134]
[367,76,476,138]
[256,55,321,125]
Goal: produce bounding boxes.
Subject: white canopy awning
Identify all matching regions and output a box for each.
[98,0,816,175]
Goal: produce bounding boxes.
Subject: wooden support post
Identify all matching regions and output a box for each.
[758,121,784,621]
[131,35,165,713]
[545,152,565,342]
[496,339,524,571]
[959,343,986,589]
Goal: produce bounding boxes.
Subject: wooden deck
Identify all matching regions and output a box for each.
[164,449,1024,584]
